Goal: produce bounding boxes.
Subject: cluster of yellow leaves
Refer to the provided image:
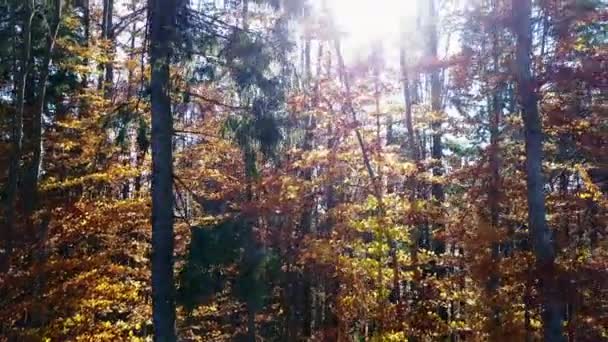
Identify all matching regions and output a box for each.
[0,198,152,341]
[42,164,141,192]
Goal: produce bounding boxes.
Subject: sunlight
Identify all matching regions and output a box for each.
[328,0,418,44]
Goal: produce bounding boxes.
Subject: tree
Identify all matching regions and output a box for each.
[99,0,114,96]
[149,0,178,339]
[22,0,64,219]
[3,0,33,271]
[512,0,564,340]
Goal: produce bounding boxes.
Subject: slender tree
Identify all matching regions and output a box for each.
[512,0,564,340]
[428,0,444,205]
[3,0,34,271]
[399,40,417,161]
[100,0,114,96]
[487,3,503,335]
[149,0,178,340]
[22,0,64,218]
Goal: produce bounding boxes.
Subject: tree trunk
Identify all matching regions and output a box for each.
[512,0,564,340]
[487,10,502,335]
[242,0,249,31]
[427,0,448,329]
[149,0,177,340]
[100,0,114,96]
[400,43,417,160]
[3,0,34,272]
[23,0,63,218]
[82,0,90,89]
[429,0,444,206]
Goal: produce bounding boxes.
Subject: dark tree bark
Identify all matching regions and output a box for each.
[399,45,418,161]
[22,0,63,218]
[100,0,114,96]
[512,0,564,340]
[427,0,448,328]
[429,0,444,206]
[81,0,90,88]
[399,21,423,330]
[149,0,178,340]
[487,10,503,335]
[3,0,34,272]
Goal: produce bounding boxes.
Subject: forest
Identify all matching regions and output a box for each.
[0,0,606,341]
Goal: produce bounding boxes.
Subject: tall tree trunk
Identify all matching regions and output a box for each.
[10,2,18,95]
[100,0,114,96]
[240,3,260,341]
[399,34,423,328]
[3,0,34,271]
[135,2,150,195]
[298,38,322,339]
[429,0,444,206]
[121,11,140,200]
[242,0,249,31]
[149,0,177,340]
[427,0,448,329]
[81,0,90,88]
[512,0,564,340]
[286,35,316,341]
[399,45,418,161]
[77,0,91,122]
[487,10,502,336]
[23,0,63,218]
[27,2,63,326]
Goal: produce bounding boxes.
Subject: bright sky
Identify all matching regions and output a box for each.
[323,0,421,63]
[328,0,418,41]
[321,0,467,149]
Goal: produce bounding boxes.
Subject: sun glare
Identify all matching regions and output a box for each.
[328,0,417,45]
